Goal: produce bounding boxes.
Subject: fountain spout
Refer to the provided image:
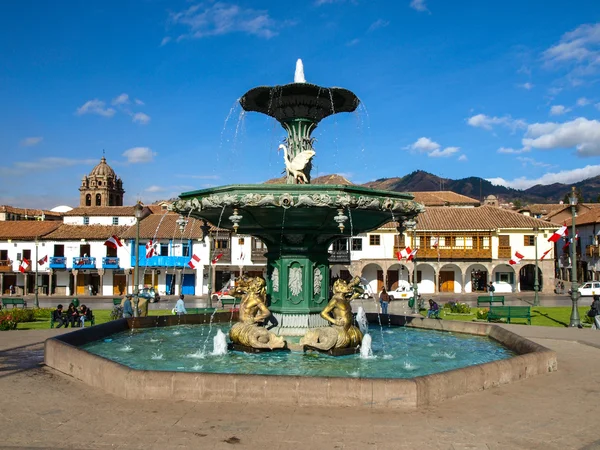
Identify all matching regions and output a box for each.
[294,58,306,83]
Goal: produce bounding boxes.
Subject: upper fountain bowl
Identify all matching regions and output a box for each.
[240,83,359,124]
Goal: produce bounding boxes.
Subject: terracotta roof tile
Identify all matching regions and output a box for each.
[379,206,555,231]
[43,224,130,240]
[0,221,61,239]
[64,206,151,217]
[410,191,480,206]
[0,205,63,218]
[565,206,600,226]
[120,214,209,239]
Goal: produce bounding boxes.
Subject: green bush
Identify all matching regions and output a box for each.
[34,308,53,319]
[443,301,472,314]
[0,313,18,330]
[476,308,489,320]
[5,308,36,323]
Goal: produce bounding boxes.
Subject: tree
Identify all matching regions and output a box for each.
[512,199,523,209]
[562,188,584,205]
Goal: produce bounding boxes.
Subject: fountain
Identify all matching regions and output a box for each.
[44,61,558,410]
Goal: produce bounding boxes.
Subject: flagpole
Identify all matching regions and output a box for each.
[533,227,540,306]
[34,236,39,309]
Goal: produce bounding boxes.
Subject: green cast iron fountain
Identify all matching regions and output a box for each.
[173,60,423,336]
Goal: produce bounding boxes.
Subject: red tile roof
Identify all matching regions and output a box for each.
[64,206,151,217]
[0,221,61,239]
[43,224,130,240]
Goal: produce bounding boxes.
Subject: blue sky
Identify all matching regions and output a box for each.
[1,0,600,208]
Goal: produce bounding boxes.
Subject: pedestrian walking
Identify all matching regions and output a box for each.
[488,282,495,297]
[589,295,600,330]
[379,287,390,315]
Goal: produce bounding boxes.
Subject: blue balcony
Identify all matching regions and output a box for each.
[49,257,67,269]
[131,255,190,268]
[102,257,120,269]
[73,257,96,269]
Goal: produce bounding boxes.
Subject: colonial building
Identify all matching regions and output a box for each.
[79,157,125,207]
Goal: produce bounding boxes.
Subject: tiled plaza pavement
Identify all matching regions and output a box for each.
[1,324,600,450]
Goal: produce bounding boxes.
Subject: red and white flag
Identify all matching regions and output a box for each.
[540,248,553,260]
[18,258,30,273]
[397,247,412,260]
[240,250,245,260]
[548,226,567,243]
[432,237,439,248]
[187,254,201,269]
[407,248,418,261]
[509,251,524,265]
[211,253,224,264]
[145,240,155,258]
[37,255,48,266]
[104,235,123,249]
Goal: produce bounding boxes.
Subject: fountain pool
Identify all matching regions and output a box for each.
[80,324,515,379]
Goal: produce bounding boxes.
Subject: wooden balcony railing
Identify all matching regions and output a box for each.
[329,250,351,264]
[498,246,512,259]
[211,248,231,264]
[251,249,267,263]
[417,248,492,260]
[0,260,11,272]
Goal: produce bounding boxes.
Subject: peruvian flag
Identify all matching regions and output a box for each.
[145,240,155,258]
[397,247,412,260]
[240,250,245,260]
[509,251,524,265]
[548,226,567,243]
[540,248,553,260]
[432,237,439,248]
[19,258,30,273]
[187,254,201,269]
[211,253,223,264]
[38,255,48,266]
[104,235,123,249]
[407,248,418,261]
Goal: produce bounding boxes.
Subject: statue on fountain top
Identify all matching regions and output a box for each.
[229,275,286,350]
[300,276,364,351]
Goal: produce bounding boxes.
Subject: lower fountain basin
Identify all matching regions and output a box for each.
[44,313,557,409]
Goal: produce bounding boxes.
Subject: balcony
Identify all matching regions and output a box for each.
[329,250,351,264]
[73,257,96,269]
[587,245,600,258]
[0,260,11,272]
[210,248,231,264]
[498,246,512,259]
[132,255,191,268]
[251,249,267,263]
[49,257,67,269]
[416,247,493,260]
[102,257,120,269]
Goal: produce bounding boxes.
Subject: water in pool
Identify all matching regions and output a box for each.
[81,324,515,379]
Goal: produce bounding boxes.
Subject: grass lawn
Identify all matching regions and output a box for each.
[423,306,592,327]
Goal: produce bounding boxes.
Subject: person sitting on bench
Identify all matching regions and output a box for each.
[78,304,92,327]
[66,303,78,328]
[52,304,67,328]
[427,299,440,318]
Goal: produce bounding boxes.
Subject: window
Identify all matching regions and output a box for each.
[238,238,245,245]
[351,238,362,251]
[112,217,119,225]
[23,249,31,260]
[252,238,267,250]
[524,235,535,246]
[106,245,117,257]
[215,238,229,249]
[95,193,102,206]
[54,244,64,257]
[160,243,169,256]
[182,243,190,257]
[332,239,348,251]
[369,234,380,246]
[0,249,7,260]
[85,194,91,206]
[394,234,406,248]
[83,216,89,225]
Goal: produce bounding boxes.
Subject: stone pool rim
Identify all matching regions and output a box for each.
[44,313,557,409]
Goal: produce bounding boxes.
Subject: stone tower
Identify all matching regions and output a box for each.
[79,157,125,207]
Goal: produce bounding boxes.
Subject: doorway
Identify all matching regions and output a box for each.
[439,271,455,292]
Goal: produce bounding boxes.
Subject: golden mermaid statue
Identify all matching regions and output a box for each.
[300,276,364,350]
[229,275,286,349]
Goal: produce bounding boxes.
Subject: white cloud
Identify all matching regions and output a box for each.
[20,137,43,147]
[487,165,600,190]
[577,97,591,106]
[596,102,600,110]
[430,146,459,158]
[122,147,156,163]
[112,93,130,106]
[518,82,534,90]
[542,23,600,80]
[134,98,145,106]
[522,117,600,156]
[160,36,171,46]
[145,185,165,193]
[497,147,530,154]
[407,137,457,158]
[132,112,151,125]
[550,105,571,116]
[169,3,280,40]
[516,157,553,168]
[409,0,428,12]
[76,99,116,117]
[14,157,97,171]
[175,174,221,180]
[368,19,389,32]
[346,38,360,46]
[466,113,527,131]
[457,154,468,162]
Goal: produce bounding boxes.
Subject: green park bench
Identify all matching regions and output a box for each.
[487,306,531,325]
[51,311,95,328]
[113,298,122,306]
[187,308,217,315]
[220,297,240,308]
[477,295,505,307]
[2,297,27,309]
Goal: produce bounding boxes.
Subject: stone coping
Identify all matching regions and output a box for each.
[44,313,557,410]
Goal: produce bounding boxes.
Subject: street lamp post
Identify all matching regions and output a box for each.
[34,237,39,308]
[176,215,189,297]
[133,202,144,317]
[533,227,540,307]
[200,221,212,303]
[568,187,580,327]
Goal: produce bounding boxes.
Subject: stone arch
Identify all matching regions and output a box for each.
[359,262,384,295]
[95,193,102,206]
[85,194,91,206]
[464,263,490,294]
[518,263,543,291]
[438,263,463,294]
[491,264,517,293]
[385,262,411,290]
[415,262,436,294]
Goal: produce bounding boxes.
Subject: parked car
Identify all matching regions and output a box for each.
[139,287,160,303]
[388,283,419,301]
[577,281,600,297]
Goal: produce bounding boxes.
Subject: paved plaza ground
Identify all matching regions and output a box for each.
[1,313,600,449]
